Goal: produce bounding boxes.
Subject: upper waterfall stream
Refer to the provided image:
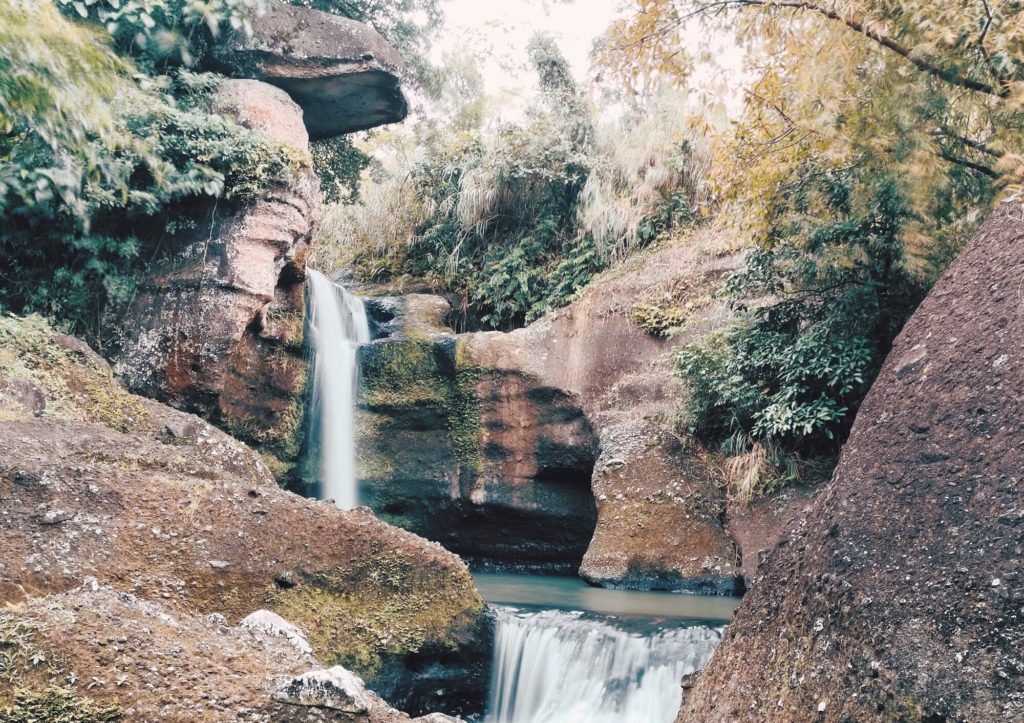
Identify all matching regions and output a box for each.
[306,269,370,510]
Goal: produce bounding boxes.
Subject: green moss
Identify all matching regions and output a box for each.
[0,315,153,434]
[0,688,121,723]
[219,354,310,486]
[360,339,448,410]
[444,338,482,472]
[0,612,118,721]
[271,546,484,681]
[360,337,484,473]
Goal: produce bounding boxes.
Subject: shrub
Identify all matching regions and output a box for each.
[677,168,925,458]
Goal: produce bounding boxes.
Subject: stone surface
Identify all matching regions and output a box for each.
[241,609,315,657]
[677,202,1024,721]
[356,322,599,572]
[0,316,490,718]
[273,666,372,713]
[580,420,739,594]
[358,232,756,588]
[0,586,413,722]
[115,78,315,485]
[211,0,408,138]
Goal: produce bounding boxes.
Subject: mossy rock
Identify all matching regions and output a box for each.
[271,544,486,684]
[0,315,153,433]
[359,335,482,472]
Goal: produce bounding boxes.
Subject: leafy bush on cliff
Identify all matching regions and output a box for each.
[677,170,925,458]
[0,1,294,347]
[597,0,1007,493]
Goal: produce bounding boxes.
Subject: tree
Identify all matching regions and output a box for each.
[598,1,1019,491]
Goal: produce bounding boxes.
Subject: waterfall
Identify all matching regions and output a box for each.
[306,268,370,510]
[486,607,723,723]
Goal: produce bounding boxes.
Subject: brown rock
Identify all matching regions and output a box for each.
[581,420,738,594]
[358,232,748,588]
[211,0,408,138]
[2,586,413,722]
[1,316,489,717]
[677,203,1024,721]
[115,79,315,483]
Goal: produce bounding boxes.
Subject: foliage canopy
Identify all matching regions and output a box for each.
[594,0,1018,470]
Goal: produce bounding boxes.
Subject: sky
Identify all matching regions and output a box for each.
[432,0,626,113]
[431,0,747,121]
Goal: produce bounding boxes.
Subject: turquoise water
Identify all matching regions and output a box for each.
[473,572,740,623]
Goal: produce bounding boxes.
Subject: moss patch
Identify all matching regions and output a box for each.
[271,544,484,681]
[360,336,483,473]
[0,315,152,434]
[0,612,120,721]
[1,688,121,723]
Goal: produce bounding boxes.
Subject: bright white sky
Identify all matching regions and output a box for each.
[434,0,623,96]
[432,0,746,121]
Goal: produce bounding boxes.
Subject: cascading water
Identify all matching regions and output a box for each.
[305,268,370,510]
[485,607,723,723]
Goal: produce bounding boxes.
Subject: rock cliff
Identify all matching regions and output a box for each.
[677,202,1024,721]
[115,2,409,486]
[357,232,781,591]
[0,315,489,718]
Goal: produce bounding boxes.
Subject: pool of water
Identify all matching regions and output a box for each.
[473,572,741,623]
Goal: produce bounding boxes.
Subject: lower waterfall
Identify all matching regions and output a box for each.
[306,268,370,510]
[485,607,723,723]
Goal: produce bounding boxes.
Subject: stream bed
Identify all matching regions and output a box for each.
[473,574,740,723]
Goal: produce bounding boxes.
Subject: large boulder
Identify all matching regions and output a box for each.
[0,586,416,722]
[677,202,1024,721]
[211,0,408,138]
[1,315,490,718]
[115,79,315,485]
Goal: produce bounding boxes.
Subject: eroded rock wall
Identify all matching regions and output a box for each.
[677,202,1024,722]
[357,234,766,590]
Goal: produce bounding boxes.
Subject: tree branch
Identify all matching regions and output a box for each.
[684,0,1009,98]
[937,149,1000,178]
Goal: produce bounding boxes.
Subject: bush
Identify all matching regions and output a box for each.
[313,42,711,331]
[677,169,925,455]
[1,2,295,347]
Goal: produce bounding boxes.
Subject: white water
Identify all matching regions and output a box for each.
[485,607,724,723]
[306,269,370,510]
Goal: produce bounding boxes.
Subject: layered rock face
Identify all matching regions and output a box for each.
[116,3,409,485]
[358,235,752,589]
[1,316,489,718]
[677,203,1024,721]
[212,0,408,138]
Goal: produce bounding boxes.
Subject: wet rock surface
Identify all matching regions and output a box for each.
[677,202,1024,722]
